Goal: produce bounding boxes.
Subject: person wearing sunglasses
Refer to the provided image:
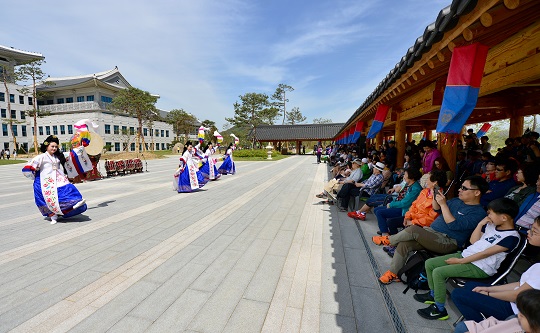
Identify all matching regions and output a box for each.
[378,176,489,285]
[480,159,518,208]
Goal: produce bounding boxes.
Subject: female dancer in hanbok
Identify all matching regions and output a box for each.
[218,143,236,175]
[22,135,87,224]
[200,142,221,181]
[173,141,208,192]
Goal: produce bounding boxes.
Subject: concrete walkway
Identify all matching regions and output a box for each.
[0,156,455,332]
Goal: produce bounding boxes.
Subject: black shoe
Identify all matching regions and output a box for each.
[413,292,435,304]
[377,230,382,235]
[417,304,448,320]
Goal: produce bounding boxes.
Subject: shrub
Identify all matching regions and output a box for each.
[233,149,279,158]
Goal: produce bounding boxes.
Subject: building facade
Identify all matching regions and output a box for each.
[1,45,174,154]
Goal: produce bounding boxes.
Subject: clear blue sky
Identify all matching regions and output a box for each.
[2,0,450,130]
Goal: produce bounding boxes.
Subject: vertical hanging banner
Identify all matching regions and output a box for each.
[352,121,364,143]
[366,105,390,139]
[436,43,490,134]
[347,127,355,144]
[421,131,427,141]
[476,123,492,137]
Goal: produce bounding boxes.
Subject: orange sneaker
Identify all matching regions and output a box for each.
[347,211,360,218]
[372,235,390,246]
[379,270,400,285]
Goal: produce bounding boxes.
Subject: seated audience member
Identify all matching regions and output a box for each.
[381,170,448,256]
[316,159,363,199]
[481,159,497,183]
[505,164,539,206]
[414,198,520,320]
[433,157,453,187]
[480,159,518,208]
[336,162,385,212]
[514,174,540,231]
[378,176,488,285]
[359,158,371,181]
[371,168,422,241]
[422,141,442,175]
[452,216,540,329]
[348,176,408,221]
[479,135,491,154]
[480,152,494,173]
[465,150,484,177]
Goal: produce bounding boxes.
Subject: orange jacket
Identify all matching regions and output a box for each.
[404,188,439,227]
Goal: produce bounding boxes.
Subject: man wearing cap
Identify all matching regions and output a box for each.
[316,159,363,199]
[336,162,385,212]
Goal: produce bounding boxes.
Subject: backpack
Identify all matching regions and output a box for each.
[396,250,433,294]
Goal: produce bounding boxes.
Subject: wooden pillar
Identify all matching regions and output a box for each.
[395,114,406,169]
[509,116,524,138]
[438,133,458,198]
[425,129,433,141]
[376,132,383,149]
[296,140,301,155]
[406,132,412,143]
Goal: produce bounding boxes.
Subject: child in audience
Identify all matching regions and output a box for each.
[414,198,520,320]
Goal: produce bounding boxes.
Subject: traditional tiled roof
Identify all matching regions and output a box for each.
[0,45,44,64]
[340,0,477,132]
[39,67,131,90]
[254,123,345,141]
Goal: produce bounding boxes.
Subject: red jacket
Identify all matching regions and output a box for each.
[404,188,439,227]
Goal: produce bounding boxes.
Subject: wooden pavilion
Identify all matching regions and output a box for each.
[253,123,344,154]
[336,0,540,172]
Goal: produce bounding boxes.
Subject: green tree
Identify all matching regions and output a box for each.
[110,87,158,153]
[0,64,25,151]
[286,107,306,125]
[166,109,198,144]
[15,59,50,153]
[225,92,277,148]
[313,117,332,124]
[271,83,294,124]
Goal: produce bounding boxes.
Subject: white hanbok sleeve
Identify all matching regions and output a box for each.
[22,155,43,180]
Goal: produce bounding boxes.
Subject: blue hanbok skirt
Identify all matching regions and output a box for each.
[200,161,221,180]
[33,173,87,218]
[177,168,208,193]
[218,156,236,175]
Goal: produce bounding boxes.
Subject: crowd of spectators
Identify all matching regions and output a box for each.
[316,128,540,331]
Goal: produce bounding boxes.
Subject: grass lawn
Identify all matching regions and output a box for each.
[0,159,26,166]
[233,154,290,161]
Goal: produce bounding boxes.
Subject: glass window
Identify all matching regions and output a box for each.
[0,92,4,102]
[46,99,53,105]
[113,125,119,134]
[86,95,94,102]
[161,130,164,137]
[45,126,51,135]
[19,96,24,104]
[101,96,113,103]
[155,129,159,137]
[1,109,6,118]
[114,142,120,151]
[2,123,7,136]
[67,125,73,134]
[166,130,169,137]
[11,110,16,118]
[155,144,159,150]
[9,94,15,103]
[20,111,25,119]
[22,126,27,137]
[39,126,43,135]
[57,98,64,104]
[60,125,65,135]
[122,126,127,134]
[28,96,32,105]
[105,142,112,151]
[162,143,166,150]
[122,142,127,151]
[143,128,148,136]
[105,124,111,134]
[129,127,135,135]
[12,125,18,136]
[32,127,34,135]
[130,143,135,151]
[66,97,73,103]
[77,96,84,102]
[53,125,58,135]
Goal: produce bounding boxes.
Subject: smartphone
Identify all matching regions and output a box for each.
[434,185,440,197]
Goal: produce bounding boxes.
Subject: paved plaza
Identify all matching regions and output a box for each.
[0,156,456,332]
